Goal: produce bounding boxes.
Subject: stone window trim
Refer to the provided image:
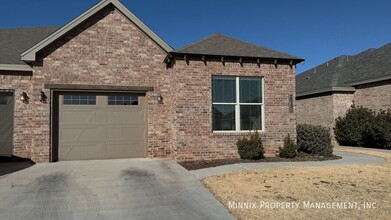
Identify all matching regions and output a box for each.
[212,76,265,133]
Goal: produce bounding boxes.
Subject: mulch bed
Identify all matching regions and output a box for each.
[179,152,342,170]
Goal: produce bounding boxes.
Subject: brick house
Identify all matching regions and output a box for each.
[0,0,303,162]
[296,42,391,143]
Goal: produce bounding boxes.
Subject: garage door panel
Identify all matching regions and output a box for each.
[107,127,144,140]
[106,111,144,124]
[61,110,105,124]
[60,143,106,161]
[58,93,146,161]
[60,127,104,142]
[107,141,144,158]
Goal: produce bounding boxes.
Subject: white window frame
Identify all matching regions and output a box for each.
[212,76,265,132]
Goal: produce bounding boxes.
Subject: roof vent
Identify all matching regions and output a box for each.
[313,67,317,73]
[346,56,349,61]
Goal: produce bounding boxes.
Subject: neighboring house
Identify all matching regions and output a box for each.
[0,0,303,162]
[296,42,391,143]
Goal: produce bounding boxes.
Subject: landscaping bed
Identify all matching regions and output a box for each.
[179,152,341,170]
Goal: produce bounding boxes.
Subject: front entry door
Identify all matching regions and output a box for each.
[0,92,14,157]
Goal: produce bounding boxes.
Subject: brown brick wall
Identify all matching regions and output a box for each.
[296,92,353,145]
[172,60,297,160]
[2,6,173,162]
[0,71,34,159]
[296,80,391,146]
[354,80,391,112]
[1,5,297,162]
[333,93,354,119]
[296,94,334,129]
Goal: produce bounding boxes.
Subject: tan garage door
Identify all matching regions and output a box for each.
[58,93,146,161]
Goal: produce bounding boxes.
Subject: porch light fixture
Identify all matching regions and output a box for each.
[20,92,28,103]
[38,91,47,103]
[156,93,163,104]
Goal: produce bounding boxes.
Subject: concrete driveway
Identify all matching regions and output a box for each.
[0,159,235,220]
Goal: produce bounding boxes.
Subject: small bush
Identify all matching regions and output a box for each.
[334,105,375,146]
[279,134,298,158]
[237,132,264,160]
[363,109,391,149]
[297,124,333,157]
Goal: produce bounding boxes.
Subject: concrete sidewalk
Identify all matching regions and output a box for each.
[191,151,385,180]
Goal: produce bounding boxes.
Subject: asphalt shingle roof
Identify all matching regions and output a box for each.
[174,33,303,61]
[296,42,391,95]
[0,27,60,65]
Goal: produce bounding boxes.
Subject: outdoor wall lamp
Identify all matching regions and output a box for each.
[20,92,28,103]
[38,91,47,103]
[156,93,163,104]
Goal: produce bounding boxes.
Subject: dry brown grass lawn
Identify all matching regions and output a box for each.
[203,147,391,220]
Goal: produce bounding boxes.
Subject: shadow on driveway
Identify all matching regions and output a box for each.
[0,156,35,177]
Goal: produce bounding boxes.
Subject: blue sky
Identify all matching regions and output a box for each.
[1,0,390,73]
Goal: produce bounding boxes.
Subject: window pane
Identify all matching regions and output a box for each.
[108,96,138,106]
[108,96,115,102]
[213,77,236,103]
[63,95,96,105]
[240,78,262,103]
[213,105,235,131]
[88,99,96,105]
[240,105,262,130]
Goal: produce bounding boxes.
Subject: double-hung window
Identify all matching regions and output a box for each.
[212,76,264,131]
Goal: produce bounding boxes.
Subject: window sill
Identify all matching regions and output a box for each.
[213,130,265,136]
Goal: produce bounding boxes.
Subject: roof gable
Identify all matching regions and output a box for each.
[21,0,173,62]
[173,33,303,61]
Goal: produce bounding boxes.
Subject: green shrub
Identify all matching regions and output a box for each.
[279,134,298,158]
[363,109,391,149]
[237,132,264,160]
[297,124,333,157]
[334,105,375,146]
